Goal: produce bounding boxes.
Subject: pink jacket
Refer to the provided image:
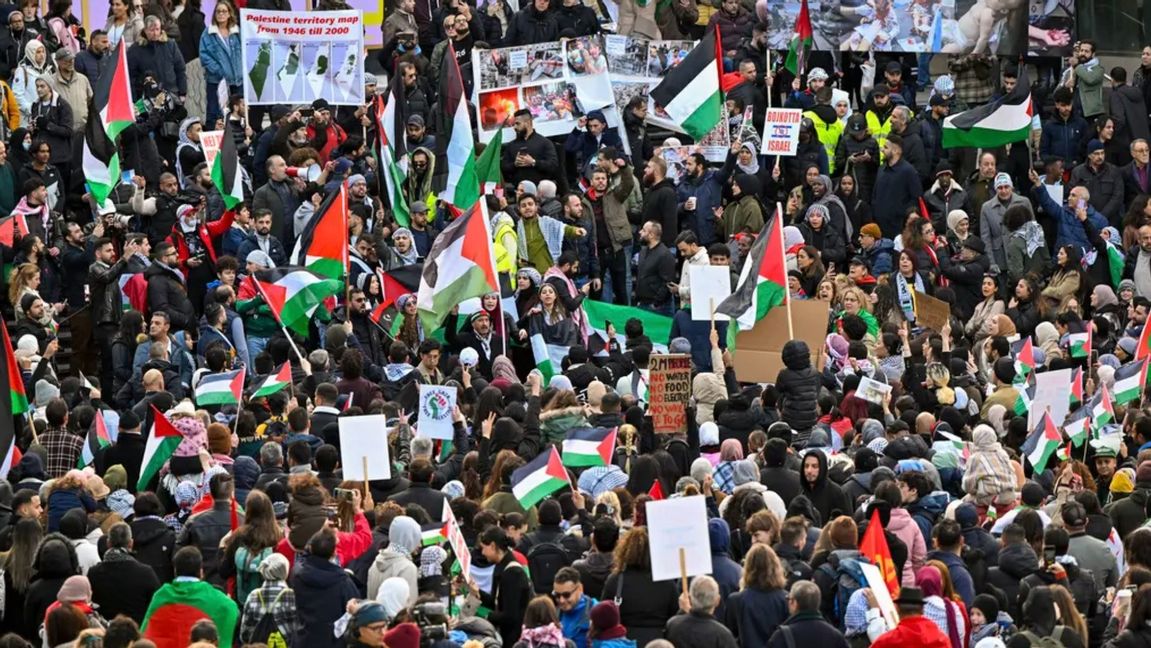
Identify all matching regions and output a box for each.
[888,508,927,587]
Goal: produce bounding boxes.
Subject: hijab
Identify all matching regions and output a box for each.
[735,143,759,175]
[991,314,1016,338]
[21,40,51,74]
[1093,284,1119,309]
[918,565,962,648]
[376,577,411,620]
[813,175,850,238]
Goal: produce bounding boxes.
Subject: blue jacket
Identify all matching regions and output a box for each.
[670,309,727,372]
[926,549,975,608]
[561,594,596,648]
[676,169,723,246]
[220,226,248,258]
[47,487,96,532]
[236,233,288,267]
[1040,114,1089,167]
[199,25,242,86]
[563,126,622,174]
[873,160,923,238]
[862,237,895,275]
[592,639,637,648]
[1029,184,1108,252]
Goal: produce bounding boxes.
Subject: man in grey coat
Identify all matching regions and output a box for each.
[1062,501,1117,594]
[980,172,1033,270]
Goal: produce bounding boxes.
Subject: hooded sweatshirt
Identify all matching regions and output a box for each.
[799,451,851,523]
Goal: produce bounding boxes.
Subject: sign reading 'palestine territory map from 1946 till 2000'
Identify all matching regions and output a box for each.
[240,9,366,106]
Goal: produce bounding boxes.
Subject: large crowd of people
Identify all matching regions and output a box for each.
[3,0,1151,646]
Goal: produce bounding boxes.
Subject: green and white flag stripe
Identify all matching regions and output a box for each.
[510,447,568,509]
[138,405,183,491]
[1113,360,1145,405]
[530,334,567,384]
[581,299,673,355]
[193,369,243,406]
[649,28,723,141]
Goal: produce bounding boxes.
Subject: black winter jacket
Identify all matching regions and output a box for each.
[776,340,820,433]
[145,262,196,331]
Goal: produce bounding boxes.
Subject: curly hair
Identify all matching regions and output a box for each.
[612,525,651,573]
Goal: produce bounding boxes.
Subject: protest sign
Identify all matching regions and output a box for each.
[646,496,712,582]
[761,109,803,156]
[241,9,365,105]
[443,505,474,584]
[1030,368,1073,429]
[649,355,691,433]
[732,299,827,382]
[339,415,392,481]
[857,376,893,405]
[201,130,224,169]
[860,562,900,629]
[418,385,457,440]
[689,266,733,321]
[914,291,951,332]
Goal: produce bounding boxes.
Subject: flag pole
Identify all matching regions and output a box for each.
[280,325,309,369]
[778,202,794,340]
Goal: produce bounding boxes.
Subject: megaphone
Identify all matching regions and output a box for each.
[285,164,321,182]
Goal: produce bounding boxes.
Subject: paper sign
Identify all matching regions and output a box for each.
[649,354,692,433]
[646,496,712,581]
[860,562,899,629]
[857,376,892,405]
[760,108,802,156]
[1030,368,1073,429]
[914,290,951,332]
[443,505,474,585]
[338,415,392,481]
[418,385,457,440]
[508,49,527,70]
[200,130,224,169]
[604,34,627,57]
[689,266,733,321]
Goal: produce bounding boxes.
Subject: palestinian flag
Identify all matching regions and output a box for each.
[141,579,238,648]
[416,201,498,333]
[476,126,503,194]
[561,427,617,468]
[421,521,447,547]
[291,185,349,280]
[138,405,183,491]
[650,26,724,141]
[254,267,344,336]
[510,447,568,508]
[1055,441,1072,463]
[1014,381,1035,416]
[251,362,291,398]
[0,320,25,479]
[79,410,113,468]
[1021,411,1062,473]
[1136,323,1151,361]
[1113,359,1146,405]
[582,300,673,356]
[119,272,148,312]
[943,69,1033,149]
[83,40,134,206]
[784,0,813,76]
[0,213,28,247]
[1091,383,1115,432]
[1107,241,1125,288]
[860,508,899,599]
[1070,366,1083,406]
[440,41,479,210]
[1012,337,1035,382]
[1067,328,1092,359]
[379,264,423,311]
[82,98,120,207]
[193,369,245,407]
[1063,406,1091,447]
[647,480,665,501]
[378,73,411,228]
[716,208,787,348]
[210,120,244,210]
[530,332,567,384]
[382,145,410,228]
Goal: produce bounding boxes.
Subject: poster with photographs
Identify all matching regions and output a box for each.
[1028,0,1074,56]
[766,0,1027,56]
[606,35,729,162]
[240,9,365,105]
[473,40,615,143]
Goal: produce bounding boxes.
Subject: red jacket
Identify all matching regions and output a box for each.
[274,510,372,569]
[305,121,347,164]
[871,615,952,648]
[166,209,236,275]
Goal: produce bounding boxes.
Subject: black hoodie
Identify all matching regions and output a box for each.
[800,451,851,523]
[987,542,1037,619]
[776,340,821,438]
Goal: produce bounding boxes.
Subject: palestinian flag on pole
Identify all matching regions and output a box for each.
[138,405,183,491]
[0,320,25,479]
[784,0,813,76]
[562,427,618,468]
[1021,411,1062,473]
[83,40,134,206]
[416,201,498,333]
[291,184,349,280]
[251,362,291,398]
[1070,366,1083,406]
[530,331,567,384]
[1091,383,1115,432]
[1012,337,1035,382]
[382,145,410,227]
[194,368,245,407]
[79,411,113,468]
[650,25,724,141]
[421,521,447,547]
[378,74,410,227]
[582,300,673,356]
[210,119,244,210]
[1113,359,1146,405]
[439,41,479,210]
[943,68,1033,149]
[510,447,568,509]
[1014,380,1035,416]
[379,264,422,311]
[1067,327,1092,359]
[1136,323,1151,361]
[82,98,120,207]
[476,127,503,194]
[1106,241,1124,288]
[254,267,344,336]
[716,207,787,349]
[1063,406,1092,447]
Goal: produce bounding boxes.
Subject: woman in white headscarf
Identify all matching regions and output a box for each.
[375,577,412,621]
[12,40,52,123]
[366,516,421,605]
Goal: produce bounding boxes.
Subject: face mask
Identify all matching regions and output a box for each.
[22,141,29,151]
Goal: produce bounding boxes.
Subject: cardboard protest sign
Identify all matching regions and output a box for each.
[646,496,712,582]
[761,109,802,156]
[914,290,951,332]
[240,9,365,105]
[649,354,691,433]
[339,415,392,481]
[418,385,457,440]
[689,266,733,321]
[731,299,827,383]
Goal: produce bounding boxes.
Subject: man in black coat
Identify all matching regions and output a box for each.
[938,237,992,321]
[641,157,678,247]
[766,581,850,648]
[503,0,558,46]
[444,310,506,380]
[502,109,560,188]
[145,242,196,332]
[95,412,146,493]
[634,220,676,314]
[555,0,600,36]
[666,575,739,648]
[89,522,161,624]
[387,458,450,520]
[177,473,235,589]
[891,106,930,182]
[873,134,924,238]
[1109,67,1150,166]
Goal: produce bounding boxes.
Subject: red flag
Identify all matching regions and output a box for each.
[859,509,899,598]
[648,480,665,501]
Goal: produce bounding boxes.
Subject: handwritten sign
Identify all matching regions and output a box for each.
[760,108,802,156]
[649,354,691,433]
[200,130,223,169]
[914,290,951,333]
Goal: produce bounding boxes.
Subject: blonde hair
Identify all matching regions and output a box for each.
[742,543,787,591]
[840,286,873,314]
[926,362,955,406]
[8,263,39,307]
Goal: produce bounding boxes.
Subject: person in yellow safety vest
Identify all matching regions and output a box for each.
[491,206,519,293]
[866,86,897,163]
[803,85,844,175]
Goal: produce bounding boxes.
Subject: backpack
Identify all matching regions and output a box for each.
[526,540,572,595]
[250,590,290,648]
[235,545,274,605]
[818,553,869,628]
[1018,629,1066,648]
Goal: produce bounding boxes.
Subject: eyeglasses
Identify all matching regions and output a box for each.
[552,590,576,600]
[364,622,388,632]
